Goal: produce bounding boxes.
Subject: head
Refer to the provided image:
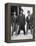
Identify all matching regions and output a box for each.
[19,8,23,16]
[14,12,16,16]
[27,11,30,16]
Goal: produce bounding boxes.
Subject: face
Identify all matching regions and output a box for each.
[28,12,30,15]
[14,12,16,15]
[20,10,23,15]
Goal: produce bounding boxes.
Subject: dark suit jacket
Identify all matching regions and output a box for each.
[17,14,25,26]
[26,14,33,25]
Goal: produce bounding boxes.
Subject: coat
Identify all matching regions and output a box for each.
[17,14,25,26]
[26,14,33,26]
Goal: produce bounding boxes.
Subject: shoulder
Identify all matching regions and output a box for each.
[23,14,25,16]
[26,16,28,18]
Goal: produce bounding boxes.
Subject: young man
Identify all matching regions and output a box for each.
[12,11,18,35]
[26,11,33,34]
[17,8,25,35]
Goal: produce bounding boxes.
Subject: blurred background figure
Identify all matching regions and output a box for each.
[26,10,33,34]
[12,11,18,35]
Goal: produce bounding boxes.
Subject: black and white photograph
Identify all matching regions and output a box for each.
[10,5,34,40]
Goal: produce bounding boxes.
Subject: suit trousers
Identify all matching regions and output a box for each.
[18,25,25,34]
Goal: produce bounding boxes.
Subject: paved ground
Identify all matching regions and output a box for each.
[11,30,33,40]
[11,24,33,40]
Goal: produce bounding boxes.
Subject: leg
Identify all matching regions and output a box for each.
[23,26,25,35]
[12,23,15,35]
[15,24,18,35]
[17,25,21,35]
[30,24,32,34]
[12,31,14,36]
[12,24,14,36]
[26,23,29,34]
[12,25,14,35]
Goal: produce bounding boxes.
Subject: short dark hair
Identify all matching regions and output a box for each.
[19,8,23,11]
[19,8,23,14]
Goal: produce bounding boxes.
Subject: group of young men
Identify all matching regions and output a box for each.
[12,8,33,35]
